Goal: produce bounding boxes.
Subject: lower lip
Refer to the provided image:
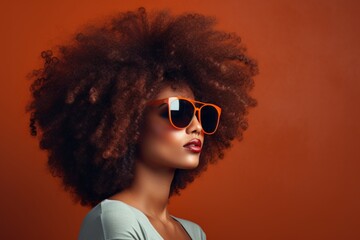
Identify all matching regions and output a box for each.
[183,145,202,153]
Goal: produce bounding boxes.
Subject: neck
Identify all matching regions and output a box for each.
[110,159,175,222]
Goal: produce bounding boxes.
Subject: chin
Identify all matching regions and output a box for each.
[176,165,198,171]
[178,159,200,169]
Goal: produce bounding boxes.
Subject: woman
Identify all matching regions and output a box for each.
[26,7,258,240]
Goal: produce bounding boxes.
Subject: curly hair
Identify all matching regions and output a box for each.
[25,7,258,208]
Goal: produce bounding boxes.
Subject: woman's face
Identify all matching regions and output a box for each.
[138,84,205,170]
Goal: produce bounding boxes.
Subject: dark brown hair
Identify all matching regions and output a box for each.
[26,7,258,207]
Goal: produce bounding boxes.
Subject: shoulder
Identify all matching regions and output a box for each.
[172,216,207,240]
[78,199,144,240]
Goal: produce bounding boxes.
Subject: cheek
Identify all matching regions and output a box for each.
[152,123,178,140]
[140,119,186,161]
[151,122,184,147]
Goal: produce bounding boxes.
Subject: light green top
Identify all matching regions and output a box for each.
[78,199,207,240]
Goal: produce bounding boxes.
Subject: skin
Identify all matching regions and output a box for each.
[109,83,205,240]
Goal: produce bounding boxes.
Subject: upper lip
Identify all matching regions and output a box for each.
[183,138,202,148]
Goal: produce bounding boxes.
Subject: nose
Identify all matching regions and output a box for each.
[186,109,203,135]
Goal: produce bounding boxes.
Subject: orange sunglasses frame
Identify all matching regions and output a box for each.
[146,96,222,135]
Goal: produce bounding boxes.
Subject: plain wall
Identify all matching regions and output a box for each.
[1,0,359,239]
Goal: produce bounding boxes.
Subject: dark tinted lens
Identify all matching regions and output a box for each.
[158,104,169,119]
[200,105,219,133]
[169,99,194,128]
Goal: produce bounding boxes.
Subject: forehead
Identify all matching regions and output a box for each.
[154,83,195,100]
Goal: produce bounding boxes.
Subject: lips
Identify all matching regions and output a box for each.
[183,138,202,153]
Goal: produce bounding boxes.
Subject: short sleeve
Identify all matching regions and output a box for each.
[199,225,207,240]
[100,205,144,240]
[78,201,146,240]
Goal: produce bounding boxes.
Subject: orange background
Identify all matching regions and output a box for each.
[1,0,359,239]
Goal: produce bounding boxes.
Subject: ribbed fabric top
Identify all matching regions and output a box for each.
[78,199,206,240]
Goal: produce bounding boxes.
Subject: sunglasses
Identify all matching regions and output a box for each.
[146,96,221,135]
